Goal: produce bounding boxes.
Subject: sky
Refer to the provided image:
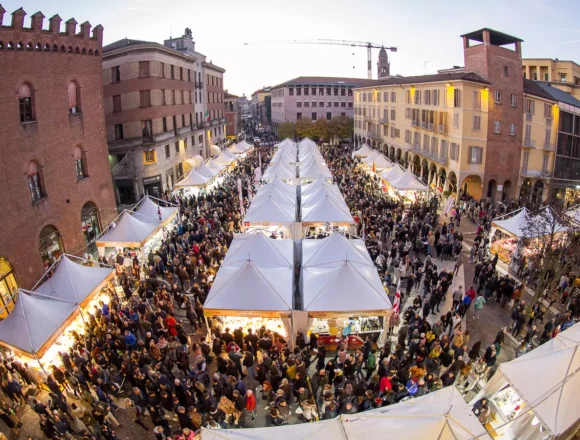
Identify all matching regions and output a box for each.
[2,0,580,96]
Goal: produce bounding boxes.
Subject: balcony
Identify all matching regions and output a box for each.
[411,119,419,127]
[427,122,434,131]
[364,115,373,123]
[111,152,135,179]
[177,126,192,136]
[195,82,203,89]
[405,142,413,150]
[367,131,380,140]
[412,143,421,152]
[220,117,227,124]
[420,121,427,129]
[204,121,210,128]
[521,167,552,178]
[525,112,533,121]
[197,122,204,130]
[523,139,536,148]
[379,118,389,125]
[543,142,555,151]
[437,124,447,133]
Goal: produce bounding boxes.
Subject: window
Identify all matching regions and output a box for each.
[312,102,317,108]
[348,102,353,108]
[289,88,294,96]
[414,90,421,105]
[341,101,346,107]
[560,74,567,82]
[296,88,302,96]
[383,92,388,102]
[140,90,151,107]
[165,144,170,158]
[304,87,309,96]
[27,161,43,202]
[473,91,481,109]
[425,90,431,105]
[494,90,502,104]
[405,130,411,143]
[182,114,186,126]
[68,81,80,113]
[542,154,549,172]
[0,258,19,318]
[114,124,124,140]
[327,112,332,120]
[453,113,459,128]
[297,101,302,108]
[440,139,448,158]
[163,117,169,132]
[318,88,324,95]
[73,146,86,180]
[509,123,516,136]
[139,61,149,78]
[144,150,156,164]
[390,109,396,120]
[503,66,509,77]
[545,128,552,146]
[493,120,501,134]
[327,102,332,107]
[405,90,410,104]
[524,125,532,144]
[113,95,121,113]
[18,83,34,122]
[525,98,535,114]
[170,65,175,79]
[311,88,316,95]
[544,103,552,119]
[348,89,353,96]
[142,120,153,142]
[511,94,517,107]
[312,112,317,120]
[391,91,396,102]
[334,88,338,96]
[450,142,459,161]
[112,66,120,83]
[296,112,302,120]
[175,141,180,154]
[341,88,346,96]
[334,102,339,107]
[472,115,481,131]
[468,146,483,164]
[180,67,184,81]
[453,89,461,107]
[433,89,439,106]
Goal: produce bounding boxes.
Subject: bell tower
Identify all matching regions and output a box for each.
[377,47,390,78]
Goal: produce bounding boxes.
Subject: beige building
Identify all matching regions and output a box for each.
[522,59,580,101]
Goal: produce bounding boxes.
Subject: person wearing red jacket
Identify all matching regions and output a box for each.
[246,390,257,422]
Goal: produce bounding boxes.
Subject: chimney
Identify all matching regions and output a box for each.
[92,24,103,45]
[0,5,6,26]
[11,7,26,30]
[65,18,77,35]
[49,14,61,33]
[30,11,44,31]
[79,21,91,38]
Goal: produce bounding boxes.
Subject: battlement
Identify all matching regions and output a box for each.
[0,5,103,55]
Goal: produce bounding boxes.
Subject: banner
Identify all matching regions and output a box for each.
[442,195,455,217]
[254,167,262,183]
[237,178,245,217]
[247,178,253,203]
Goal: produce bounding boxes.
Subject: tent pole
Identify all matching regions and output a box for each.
[34,354,49,377]
[204,315,211,341]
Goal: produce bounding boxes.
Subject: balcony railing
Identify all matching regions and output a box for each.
[405,142,413,150]
[220,117,227,124]
[437,124,447,133]
[412,143,421,152]
[111,151,135,179]
[411,119,419,127]
[428,122,434,130]
[543,142,555,151]
[195,82,203,89]
[523,139,536,148]
[521,167,552,178]
[379,118,389,125]
[525,112,533,121]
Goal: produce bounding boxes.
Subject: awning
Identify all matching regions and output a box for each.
[353,143,373,157]
[209,144,221,157]
[174,169,210,188]
[183,155,204,172]
[96,211,159,248]
[390,169,428,191]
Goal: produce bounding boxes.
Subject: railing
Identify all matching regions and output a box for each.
[420,121,427,129]
[197,122,205,130]
[543,142,555,151]
[379,118,389,125]
[411,119,419,127]
[220,117,227,124]
[412,143,421,152]
[195,82,203,89]
[437,124,448,133]
[177,126,192,135]
[523,138,536,148]
[545,118,552,126]
[111,151,135,179]
[521,166,528,175]
[428,122,434,130]
[405,142,413,150]
[525,112,533,121]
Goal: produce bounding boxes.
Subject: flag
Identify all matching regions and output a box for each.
[372,161,376,173]
[393,289,401,314]
[204,110,210,121]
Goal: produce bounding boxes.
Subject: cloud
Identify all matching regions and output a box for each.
[554,39,580,46]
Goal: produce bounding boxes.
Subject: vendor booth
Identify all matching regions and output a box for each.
[342,387,492,440]
[262,160,298,182]
[173,169,210,194]
[182,154,204,173]
[301,232,391,348]
[362,150,394,171]
[387,169,429,202]
[353,142,373,157]
[0,255,114,373]
[298,160,333,182]
[197,162,218,179]
[209,144,221,157]
[565,205,579,224]
[471,323,580,440]
[242,195,298,239]
[301,192,355,237]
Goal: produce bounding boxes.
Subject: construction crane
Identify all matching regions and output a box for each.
[243,39,397,79]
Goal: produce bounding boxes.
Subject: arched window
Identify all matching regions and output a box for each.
[19,83,34,123]
[81,202,100,251]
[39,225,64,266]
[73,146,87,180]
[68,81,80,114]
[0,258,19,319]
[27,161,44,202]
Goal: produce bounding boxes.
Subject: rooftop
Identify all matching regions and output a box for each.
[252,87,271,95]
[523,79,555,101]
[103,38,195,62]
[355,71,490,89]
[537,82,580,109]
[202,60,225,73]
[273,76,381,88]
[460,28,523,45]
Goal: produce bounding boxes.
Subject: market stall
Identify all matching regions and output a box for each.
[301,232,391,348]
[386,169,429,202]
[182,154,204,173]
[353,142,373,157]
[471,323,580,440]
[298,160,333,182]
[301,191,355,237]
[565,204,580,224]
[242,195,298,239]
[342,387,492,439]
[209,144,221,157]
[262,160,298,182]
[362,150,394,172]
[173,169,210,194]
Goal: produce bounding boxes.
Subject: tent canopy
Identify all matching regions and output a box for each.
[224,230,294,267]
[257,178,297,201]
[215,151,234,165]
[380,163,406,183]
[0,291,78,357]
[492,206,567,238]
[96,211,159,248]
[301,184,344,205]
[198,162,217,178]
[209,144,221,157]
[342,387,491,440]
[203,260,293,316]
[243,196,296,224]
[236,140,253,150]
[565,205,580,223]
[301,195,354,225]
[253,185,297,206]
[263,161,297,181]
[206,159,226,173]
[353,143,373,157]
[302,232,372,267]
[494,322,580,437]
[228,143,246,154]
[174,169,210,188]
[302,259,391,315]
[301,179,340,197]
[363,151,393,170]
[133,197,178,226]
[35,255,114,306]
[299,161,332,180]
[390,169,428,191]
[183,155,204,172]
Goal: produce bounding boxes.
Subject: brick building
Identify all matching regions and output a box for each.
[224,91,241,137]
[204,61,227,147]
[0,6,117,303]
[103,39,200,203]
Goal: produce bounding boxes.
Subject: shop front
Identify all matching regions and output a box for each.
[39,225,64,267]
[143,175,162,198]
[0,258,18,319]
[81,202,101,255]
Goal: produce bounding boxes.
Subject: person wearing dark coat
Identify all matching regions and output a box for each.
[468,341,482,361]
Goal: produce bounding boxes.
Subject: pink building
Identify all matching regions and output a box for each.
[271,76,378,132]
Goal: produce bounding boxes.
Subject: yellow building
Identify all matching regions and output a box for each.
[518,79,558,203]
[354,72,491,200]
[522,59,580,101]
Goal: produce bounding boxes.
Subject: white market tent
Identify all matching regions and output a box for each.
[277,138,297,149]
[96,210,159,248]
[253,184,297,206]
[206,158,226,174]
[298,137,318,148]
[390,169,428,191]
[201,417,346,440]
[380,163,406,183]
[236,140,253,151]
[478,322,580,439]
[257,178,297,201]
[203,259,294,317]
[302,232,372,267]
[301,178,341,198]
[342,387,492,440]
[209,144,221,157]
[228,144,245,155]
[491,206,567,239]
[223,230,293,267]
[183,155,204,172]
[34,255,114,307]
[133,196,178,226]
[298,161,333,181]
[174,169,210,189]
[263,161,297,181]
[353,143,373,157]
[243,195,297,224]
[363,150,394,170]
[198,162,217,179]
[301,195,354,225]
[215,151,234,165]
[301,183,344,205]
[565,205,580,224]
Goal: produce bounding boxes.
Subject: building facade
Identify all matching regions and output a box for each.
[354,29,527,202]
[522,58,580,100]
[0,7,117,299]
[251,87,272,131]
[271,77,378,132]
[224,92,241,137]
[204,61,227,147]
[377,47,390,79]
[103,39,200,204]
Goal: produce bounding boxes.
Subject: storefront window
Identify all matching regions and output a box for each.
[0,258,19,319]
[81,202,101,254]
[39,225,64,267]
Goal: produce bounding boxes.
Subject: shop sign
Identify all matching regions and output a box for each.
[143,175,161,185]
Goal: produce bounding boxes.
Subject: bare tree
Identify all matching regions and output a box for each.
[520,200,580,310]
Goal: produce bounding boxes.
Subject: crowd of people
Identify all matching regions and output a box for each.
[0,138,577,440]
